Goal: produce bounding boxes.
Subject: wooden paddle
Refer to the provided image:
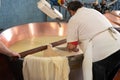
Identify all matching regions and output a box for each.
[12,39,66,59]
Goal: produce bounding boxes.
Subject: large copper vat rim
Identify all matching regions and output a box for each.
[1,21,67,32]
[0,22,67,47]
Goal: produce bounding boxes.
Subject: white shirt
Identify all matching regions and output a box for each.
[67,7,120,62]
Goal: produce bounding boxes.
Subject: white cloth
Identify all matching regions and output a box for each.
[23,55,70,80]
[67,7,120,80]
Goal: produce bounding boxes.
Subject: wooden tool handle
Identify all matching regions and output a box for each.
[19,39,66,58]
[51,39,66,47]
[19,45,47,58]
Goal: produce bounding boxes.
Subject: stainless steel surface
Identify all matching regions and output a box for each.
[55,46,67,51]
[0,22,67,47]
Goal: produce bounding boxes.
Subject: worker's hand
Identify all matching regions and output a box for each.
[8,51,21,58]
[12,52,21,58]
[67,43,79,52]
[8,52,21,61]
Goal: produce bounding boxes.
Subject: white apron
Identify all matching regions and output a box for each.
[82,27,120,80]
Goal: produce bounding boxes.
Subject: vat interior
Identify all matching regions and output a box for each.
[0,22,67,47]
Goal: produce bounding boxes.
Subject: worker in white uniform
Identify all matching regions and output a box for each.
[66,1,120,80]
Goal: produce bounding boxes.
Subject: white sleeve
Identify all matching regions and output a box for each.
[67,19,79,42]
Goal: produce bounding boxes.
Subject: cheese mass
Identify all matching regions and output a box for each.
[9,36,77,57]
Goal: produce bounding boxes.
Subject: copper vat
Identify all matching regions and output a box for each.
[104,10,120,28]
[0,22,83,80]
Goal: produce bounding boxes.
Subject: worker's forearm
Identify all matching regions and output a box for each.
[0,41,13,56]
